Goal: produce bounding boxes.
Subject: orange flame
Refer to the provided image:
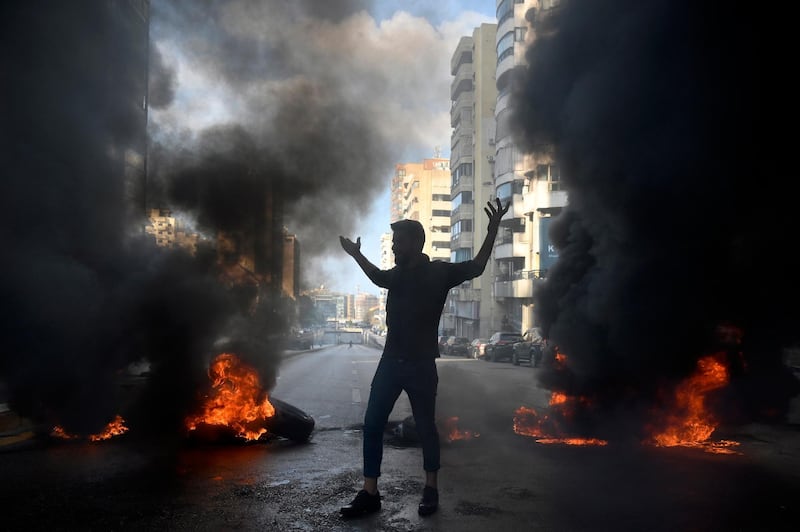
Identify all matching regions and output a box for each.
[513,353,608,446]
[513,399,607,446]
[88,415,129,442]
[648,353,741,454]
[51,425,78,440]
[52,415,129,442]
[513,352,741,453]
[441,416,479,442]
[185,353,276,441]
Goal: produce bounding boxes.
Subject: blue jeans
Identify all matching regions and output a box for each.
[363,357,439,478]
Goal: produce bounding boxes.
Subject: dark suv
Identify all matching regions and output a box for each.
[484,331,524,362]
[512,328,544,366]
[444,336,471,357]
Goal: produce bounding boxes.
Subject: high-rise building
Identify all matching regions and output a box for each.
[354,292,380,324]
[391,158,452,262]
[448,23,500,340]
[144,208,200,254]
[493,0,568,334]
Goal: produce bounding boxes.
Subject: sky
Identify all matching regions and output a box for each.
[149,1,497,296]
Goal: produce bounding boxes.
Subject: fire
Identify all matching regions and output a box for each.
[88,415,129,442]
[441,416,479,442]
[648,353,741,455]
[514,352,608,446]
[185,353,276,441]
[51,425,78,440]
[513,399,607,446]
[51,415,129,442]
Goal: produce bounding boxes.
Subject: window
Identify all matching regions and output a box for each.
[432,209,451,217]
[432,194,450,202]
[496,0,513,25]
[536,164,562,191]
[432,241,451,249]
[496,31,514,63]
[496,180,524,202]
[452,248,472,262]
[451,219,473,237]
[451,163,473,187]
[451,191,473,209]
[515,27,527,42]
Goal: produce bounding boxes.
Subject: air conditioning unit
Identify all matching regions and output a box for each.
[489,137,495,145]
[487,155,495,163]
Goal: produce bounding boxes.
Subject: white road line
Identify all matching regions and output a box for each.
[352,388,362,403]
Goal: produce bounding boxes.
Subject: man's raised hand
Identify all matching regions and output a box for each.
[339,236,362,257]
[484,198,510,231]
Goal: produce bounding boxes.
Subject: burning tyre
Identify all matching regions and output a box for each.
[264,397,315,443]
[185,352,315,444]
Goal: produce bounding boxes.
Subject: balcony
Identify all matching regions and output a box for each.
[451,38,473,75]
[450,230,473,251]
[452,121,473,146]
[451,175,474,198]
[495,57,514,91]
[451,200,474,222]
[451,65,474,100]
[494,278,537,299]
[494,230,527,259]
[494,270,546,300]
[451,92,474,127]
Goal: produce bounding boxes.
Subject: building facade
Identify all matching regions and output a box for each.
[144,208,200,254]
[448,23,500,340]
[493,0,568,334]
[391,158,452,263]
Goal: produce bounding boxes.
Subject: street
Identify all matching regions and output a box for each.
[2,342,800,531]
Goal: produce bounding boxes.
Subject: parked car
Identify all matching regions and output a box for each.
[512,327,545,366]
[469,338,489,359]
[438,336,449,354]
[484,331,524,362]
[444,336,471,357]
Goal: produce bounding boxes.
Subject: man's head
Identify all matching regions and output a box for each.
[390,219,425,266]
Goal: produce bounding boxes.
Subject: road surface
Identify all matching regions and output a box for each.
[2,343,799,531]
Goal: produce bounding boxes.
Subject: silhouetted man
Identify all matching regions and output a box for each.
[338,198,509,518]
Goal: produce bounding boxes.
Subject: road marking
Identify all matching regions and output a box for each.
[352,388,362,403]
[352,369,358,375]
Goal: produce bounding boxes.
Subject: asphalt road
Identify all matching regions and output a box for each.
[2,343,800,531]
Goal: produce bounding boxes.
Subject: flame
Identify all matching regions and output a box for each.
[513,352,741,454]
[88,415,129,442]
[513,353,607,446]
[513,400,607,446]
[51,425,78,440]
[648,353,741,454]
[51,415,129,442]
[185,353,276,441]
[441,416,479,442]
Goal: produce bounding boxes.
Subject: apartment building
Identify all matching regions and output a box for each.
[448,23,500,340]
[493,0,568,334]
[391,158,452,263]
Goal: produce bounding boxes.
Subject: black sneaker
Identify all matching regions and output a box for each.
[340,489,381,518]
[418,486,438,516]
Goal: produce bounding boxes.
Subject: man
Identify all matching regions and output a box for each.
[338,198,509,518]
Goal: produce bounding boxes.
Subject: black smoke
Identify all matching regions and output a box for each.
[511,0,799,436]
[0,1,250,441]
[0,0,388,445]
[148,0,390,262]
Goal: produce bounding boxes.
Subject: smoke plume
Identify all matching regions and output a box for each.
[0,0,404,443]
[511,0,799,435]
